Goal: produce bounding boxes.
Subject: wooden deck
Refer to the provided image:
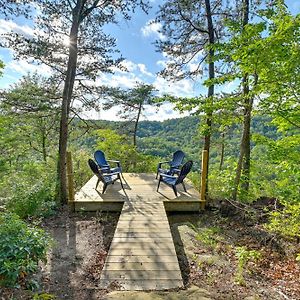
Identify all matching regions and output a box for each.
[74,173,201,290]
[74,173,201,212]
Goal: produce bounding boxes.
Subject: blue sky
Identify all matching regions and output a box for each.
[0,0,299,121]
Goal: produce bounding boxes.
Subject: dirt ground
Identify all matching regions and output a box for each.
[1,206,299,300]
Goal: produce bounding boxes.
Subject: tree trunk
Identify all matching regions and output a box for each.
[42,130,47,163]
[133,102,142,147]
[57,1,82,205]
[232,80,251,200]
[241,101,251,191]
[219,132,225,170]
[232,0,250,200]
[203,0,215,193]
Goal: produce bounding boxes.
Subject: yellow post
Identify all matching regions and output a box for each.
[200,150,208,210]
[66,151,75,211]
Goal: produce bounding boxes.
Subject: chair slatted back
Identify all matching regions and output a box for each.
[176,160,193,184]
[88,159,105,182]
[170,150,185,168]
[94,150,108,168]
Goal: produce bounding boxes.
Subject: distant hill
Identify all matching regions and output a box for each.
[76,115,279,170]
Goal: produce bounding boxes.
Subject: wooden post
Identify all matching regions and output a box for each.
[66,151,75,211]
[200,150,208,210]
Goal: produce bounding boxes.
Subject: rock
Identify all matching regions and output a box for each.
[176,225,228,268]
[244,296,261,300]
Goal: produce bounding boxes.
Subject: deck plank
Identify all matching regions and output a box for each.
[74,173,202,290]
[97,173,184,290]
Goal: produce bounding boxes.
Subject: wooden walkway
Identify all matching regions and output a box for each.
[74,173,201,290]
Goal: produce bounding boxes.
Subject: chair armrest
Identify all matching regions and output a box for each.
[100,164,109,168]
[109,171,121,176]
[158,161,170,168]
[107,160,121,167]
[160,173,176,179]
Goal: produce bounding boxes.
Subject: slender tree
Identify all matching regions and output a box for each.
[1,74,60,162]
[232,0,252,200]
[102,83,157,147]
[155,0,234,187]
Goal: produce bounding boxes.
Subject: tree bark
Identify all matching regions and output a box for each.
[232,77,251,200]
[57,0,83,205]
[219,132,225,170]
[133,102,142,147]
[203,0,215,192]
[42,130,47,163]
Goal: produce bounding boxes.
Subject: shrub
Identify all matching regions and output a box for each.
[71,149,91,191]
[6,180,56,219]
[0,212,52,287]
[95,128,159,173]
[188,171,201,191]
[266,202,300,239]
[235,246,261,285]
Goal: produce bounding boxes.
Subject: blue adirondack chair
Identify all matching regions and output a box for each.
[157,160,193,197]
[88,159,125,194]
[156,150,185,179]
[94,150,123,178]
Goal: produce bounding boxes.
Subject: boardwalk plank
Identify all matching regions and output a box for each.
[77,173,188,290]
[105,255,180,263]
[98,279,183,290]
[99,174,183,290]
[102,262,180,271]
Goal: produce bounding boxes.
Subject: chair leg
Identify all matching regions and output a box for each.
[157,177,161,191]
[172,185,178,197]
[121,172,125,180]
[96,178,100,189]
[156,171,159,179]
[102,183,108,194]
[182,181,187,192]
[119,174,125,192]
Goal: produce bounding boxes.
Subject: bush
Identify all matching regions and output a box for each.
[235,246,261,285]
[95,128,159,173]
[6,180,56,219]
[67,148,91,191]
[188,171,201,191]
[266,203,300,239]
[208,160,236,200]
[0,212,52,287]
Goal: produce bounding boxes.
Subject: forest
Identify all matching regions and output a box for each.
[0,0,299,299]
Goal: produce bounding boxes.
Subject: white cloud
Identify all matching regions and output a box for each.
[156,50,205,78]
[6,59,52,76]
[97,72,142,89]
[137,63,153,77]
[82,101,188,122]
[141,20,165,40]
[121,60,136,72]
[0,19,34,38]
[153,76,196,98]
[109,59,154,78]
[219,79,239,93]
[141,103,189,121]
[156,60,167,68]
[188,63,199,73]
[83,71,194,121]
